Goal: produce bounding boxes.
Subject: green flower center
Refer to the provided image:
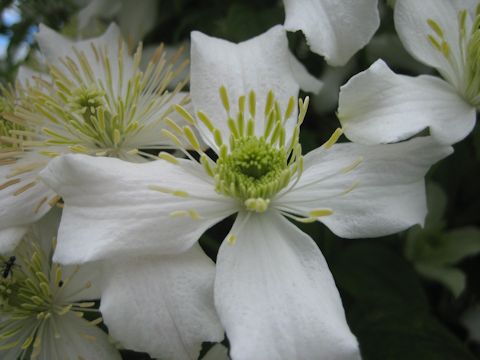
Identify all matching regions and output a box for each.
[215,136,289,201]
[156,88,306,213]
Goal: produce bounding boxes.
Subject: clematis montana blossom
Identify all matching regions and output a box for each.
[338,0,479,145]
[0,23,187,253]
[0,209,121,360]
[40,86,451,359]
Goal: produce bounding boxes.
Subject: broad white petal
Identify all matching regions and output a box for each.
[276,137,452,238]
[100,244,223,360]
[40,154,236,264]
[190,26,299,150]
[0,156,55,248]
[338,60,476,145]
[283,0,380,66]
[40,313,121,360]
[215,211,360,360]
[394,0,468,86]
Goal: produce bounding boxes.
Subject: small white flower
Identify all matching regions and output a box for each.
[40,87,452,359]
[0,23,187,252]
[0,210,120,360]
[283,0,381,66]
[338,0,479,145]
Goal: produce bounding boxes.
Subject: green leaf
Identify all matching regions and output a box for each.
[332,242,428,311]
[415,263,466,297]
[350,302,477,360]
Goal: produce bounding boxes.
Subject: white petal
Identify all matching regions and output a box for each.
[100,244,223,360]
[276,137,452,238]
[338,60,476,145]
[190,26,300,150]
[41,313,121,360]
[288,53,323,94]
[283,0,380,66]
[0,227,27,254]
[0,157,55,247]
[215,211,360,360]
[40,154,236,264]
[394,0,468,86]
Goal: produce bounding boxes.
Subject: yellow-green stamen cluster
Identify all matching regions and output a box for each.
[0,88,26,155]
[6,41,188,159]
[159,87,307,213]
[427,4,480,106]
[0,240,98,358]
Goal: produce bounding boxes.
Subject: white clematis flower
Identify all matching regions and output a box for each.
[0,209,120,360]
[338,0,480,145]
[0,23,187,252]
[40,87,452,359]
[283,0,380,66]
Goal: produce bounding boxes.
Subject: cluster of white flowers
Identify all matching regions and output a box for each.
[0,0,475,359]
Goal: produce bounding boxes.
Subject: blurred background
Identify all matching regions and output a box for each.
[1,0,480,359]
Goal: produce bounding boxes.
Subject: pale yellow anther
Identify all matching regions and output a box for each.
[174,104,196,125]
[214,128,223,147]
[197,111,214,132]
[265,90,274,116]
[183,126,201,151]
[113,128,121,146]
[219,86,230,113]
[248,90,256,118]
[342,157,363,173]
[227,234,237,245]
[427,19,444,38]
[324,128,343,149]
[284,96,295,121]
[309,209,334,217]
[165,117,183,134]
[245,198,270,213]
[238,95,246,114]
[159,152,179,164]
[173,190,189,197]
[161,129,183,147]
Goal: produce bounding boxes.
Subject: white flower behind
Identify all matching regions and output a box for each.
[0,23,188,252]
[338,0,480,145]
[0,209,120,360]
[40,87,452,359]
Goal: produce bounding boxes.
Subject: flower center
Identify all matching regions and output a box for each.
[155,88,306,214]
[426,4,480,106]
[215,136,288,201]
[0,239,96,357]
[8,40,187,159]
[0,93,24,152]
